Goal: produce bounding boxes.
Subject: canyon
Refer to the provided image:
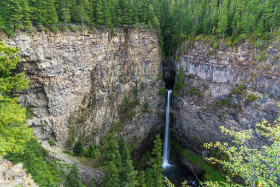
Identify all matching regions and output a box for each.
[2,29,280,185]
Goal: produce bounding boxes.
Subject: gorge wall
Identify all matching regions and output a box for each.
[2,27,164,149]
[173,39,280,154]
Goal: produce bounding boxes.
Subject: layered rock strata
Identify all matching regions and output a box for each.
[173,40,280,153]
[2,27,164,148]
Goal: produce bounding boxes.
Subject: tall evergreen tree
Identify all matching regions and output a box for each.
[19,0,32,30]
[65,164,83,187]
[118,135,137,186]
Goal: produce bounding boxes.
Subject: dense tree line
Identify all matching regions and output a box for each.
[1,0,280,55]
[0,0,161,34]
[161,0,280,55]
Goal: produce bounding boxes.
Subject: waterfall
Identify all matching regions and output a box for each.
[162,90,172,168]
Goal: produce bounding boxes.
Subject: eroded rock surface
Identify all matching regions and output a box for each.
[0,157,37,187]
[3,27,164,148]
[173,40,280,153]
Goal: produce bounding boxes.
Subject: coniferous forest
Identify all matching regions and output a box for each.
[1,0,280,55]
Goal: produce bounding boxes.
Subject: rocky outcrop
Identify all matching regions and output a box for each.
[2,27,164,149]
[173,39,280,153]
[0,157,37,187]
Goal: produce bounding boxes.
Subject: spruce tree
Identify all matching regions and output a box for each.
[147,134,163,186]
[217,0,229,38]
[10,0,23,31]
[95,0,104,25]
[43,0,58,25]
[118,135,137,186]
[138,171,147,187]
[65,164,83,187]
[73,139,84,156]
[19,0,32,30]
[29,0,44,27]
[102,0,112,26]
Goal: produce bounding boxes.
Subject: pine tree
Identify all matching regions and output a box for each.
[0,15,4,29]
[102,0,112,26]
[118,135,137,186]
[100,132,122,187]
[85,145,96,158]
[95,0,104,25]
[29,0,44,27]
[65,164,83,187]
[217,0,229,38]
[0,41,31,155]
[10,0,23,31]
[73,139,84,156]
[122,0,135,25]
[102,161,120,187]
[19,0,32,30]
[43,0,58,25]
[148,134,163,186]
[138,171,147,187]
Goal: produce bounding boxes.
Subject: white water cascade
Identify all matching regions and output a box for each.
[162,90,172,168]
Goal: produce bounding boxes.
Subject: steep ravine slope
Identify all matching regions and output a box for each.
[173,40,280,154]
[3,27,164,149]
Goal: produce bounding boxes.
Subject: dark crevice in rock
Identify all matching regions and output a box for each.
[163,56,176,89]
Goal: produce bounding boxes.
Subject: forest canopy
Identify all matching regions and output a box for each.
[1,0,280,55]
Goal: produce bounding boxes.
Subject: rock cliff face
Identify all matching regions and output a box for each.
[173,40,280,153]
[3,27,164,148]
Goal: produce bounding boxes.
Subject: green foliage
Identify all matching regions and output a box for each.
[247,94,258,102]
[144,100,150,111]
[85,145,97,158]
[134,80,139,99]
[232,84,246,95]
[118,135,138,186]
[159,86,166,95]
[172,141,225,183]
[77,116,86,123]
[214,99,231,108]
[204,122,280,186]
[145,134,164,186]
[6,139,66,186]
[48,140,56,146]
[0,42,32,155]
[66,124,76,147]
[65,164,82,187]
[73,139,84,156]
[173,67,184,96]
[187,87,203,98]
[100,132,137,187]
[25,107,34,119]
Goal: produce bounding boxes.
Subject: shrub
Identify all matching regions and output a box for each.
[48,140,56,146]
[144,100,150,110]
[159,86,165,95]
[26,107,34,119]
[66,125,76,147]
[232,84,246,95]
[247,94,258,102]
[174,67,184,92]
[77,116,86,123]
[69,25,79,32]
